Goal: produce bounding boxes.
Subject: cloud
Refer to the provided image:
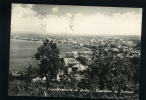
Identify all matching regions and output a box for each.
[66,13,72,17]
[11,4,142,36]
[11,4,42,33]
[52,7,59,13]
[72,12,142,36]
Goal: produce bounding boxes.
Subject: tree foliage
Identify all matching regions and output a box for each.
[35,39,63,87]
[87,42,140,96]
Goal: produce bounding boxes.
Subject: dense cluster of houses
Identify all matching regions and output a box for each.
[56,37,140,81]
[63,50,92,72]
[10,34,140,83]
[11,34,43,41]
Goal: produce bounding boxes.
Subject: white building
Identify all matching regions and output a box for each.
[65,51,79,58]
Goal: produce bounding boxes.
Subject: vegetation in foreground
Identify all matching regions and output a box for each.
[9,38,140,100]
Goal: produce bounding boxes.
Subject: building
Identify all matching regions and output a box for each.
[65,51,79,58]
[64,58,80,66]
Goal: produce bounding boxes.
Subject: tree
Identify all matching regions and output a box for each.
[77,56,88,65]
[22,64,38,82]
[35,39,63,88]
[88,43,139,98]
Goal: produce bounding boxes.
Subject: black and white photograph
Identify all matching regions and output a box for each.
[8,3,142,100]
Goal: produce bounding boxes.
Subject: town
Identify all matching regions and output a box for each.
[10,33,140,82]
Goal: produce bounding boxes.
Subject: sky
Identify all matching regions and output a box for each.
[11,3,142,36]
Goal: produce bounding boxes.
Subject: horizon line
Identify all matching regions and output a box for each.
[11,32,141,37]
